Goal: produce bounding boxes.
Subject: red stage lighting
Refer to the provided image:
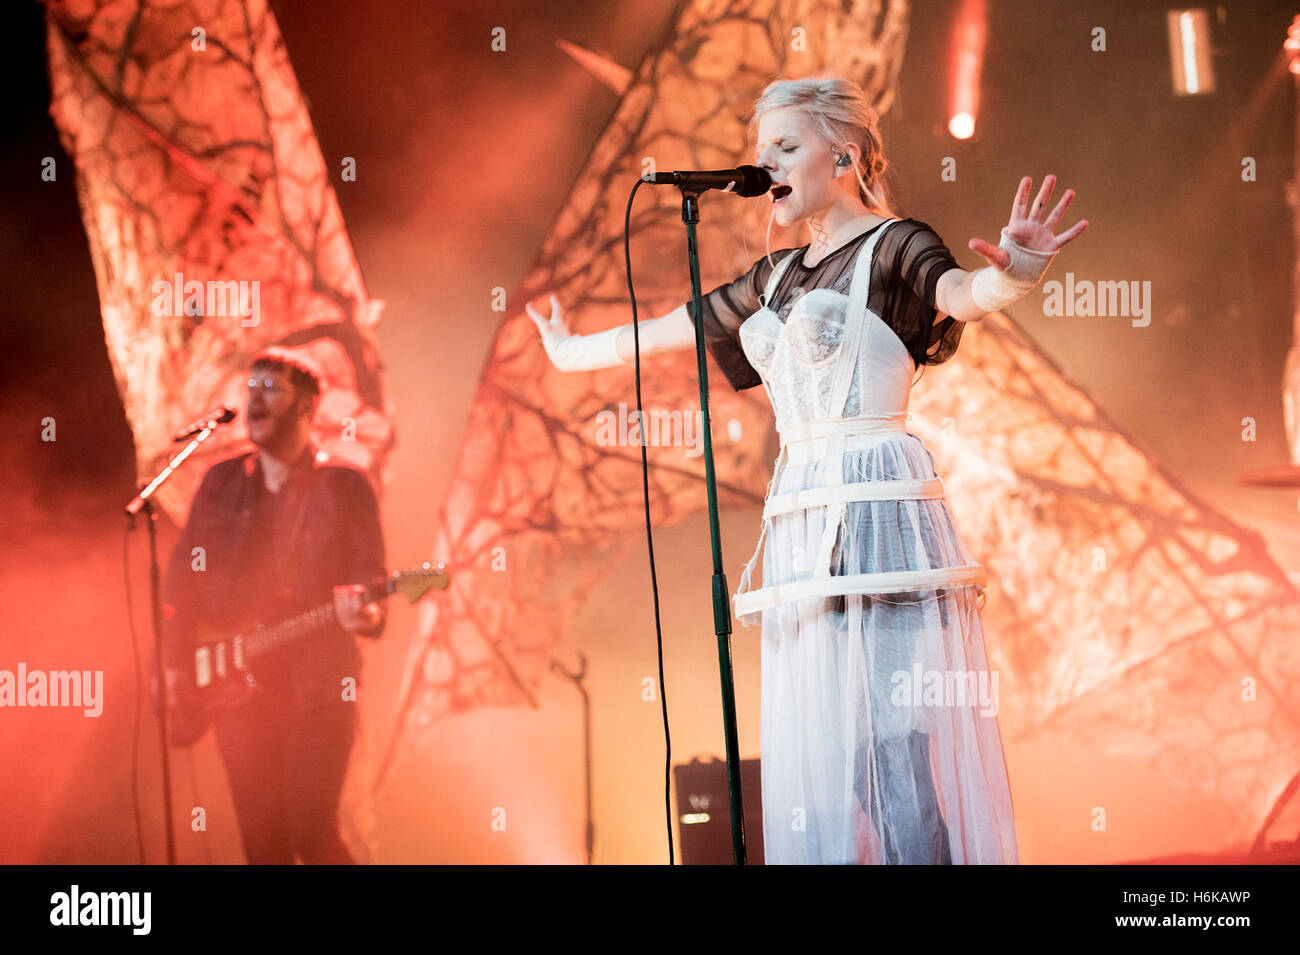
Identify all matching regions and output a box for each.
[947,0,987,140]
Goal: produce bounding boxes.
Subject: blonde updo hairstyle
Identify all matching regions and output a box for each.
[750,76,898,220]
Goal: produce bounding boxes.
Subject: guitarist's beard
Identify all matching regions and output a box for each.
[249,405,303,456]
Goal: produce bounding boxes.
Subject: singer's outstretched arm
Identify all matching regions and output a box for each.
[527,295,696,373]
[611,304,696,360]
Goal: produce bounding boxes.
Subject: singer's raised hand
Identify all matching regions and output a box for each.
[526,293,570,343]
[525,293,630,373]
[968,174,1087,269]
[525,294,576,369]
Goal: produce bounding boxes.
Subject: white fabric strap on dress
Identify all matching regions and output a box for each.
[743,244,811,597]
[825,220,897,416]
[734,564,988,618]
[810,430,846,577]
[736,247,807,598]
[757,250,801,434]
[738,412,918,601]
[809,221,899,580]
[777,412,911,444]
[735,440,788,599]
[759,248,801,309]
[763,477,945,518]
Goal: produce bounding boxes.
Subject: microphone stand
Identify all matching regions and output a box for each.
[125,417,228,865]
[677,187,747,864]
[550,652,594,864]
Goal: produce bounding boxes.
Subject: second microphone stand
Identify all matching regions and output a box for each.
[125,416,229,865]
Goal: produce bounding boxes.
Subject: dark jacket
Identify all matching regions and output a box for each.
[161,443,387,707]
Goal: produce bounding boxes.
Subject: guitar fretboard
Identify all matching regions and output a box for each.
[243,602,341,659]
[238,579,394,661]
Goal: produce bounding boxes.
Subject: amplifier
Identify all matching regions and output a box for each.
[673,756,764,865]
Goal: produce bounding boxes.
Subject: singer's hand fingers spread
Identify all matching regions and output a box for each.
[525,300,551,336]
[548,294,567,330]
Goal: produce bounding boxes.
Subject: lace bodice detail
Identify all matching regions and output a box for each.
[695,218,965,393]
[737,223,918,431]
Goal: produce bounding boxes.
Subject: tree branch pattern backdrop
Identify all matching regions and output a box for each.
[43,0,1300,854]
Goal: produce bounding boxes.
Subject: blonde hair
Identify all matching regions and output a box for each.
[750,75,898,219]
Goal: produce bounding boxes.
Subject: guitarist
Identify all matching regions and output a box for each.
[160,347,386,864]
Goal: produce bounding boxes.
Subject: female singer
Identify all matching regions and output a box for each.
[528,76,1086,864]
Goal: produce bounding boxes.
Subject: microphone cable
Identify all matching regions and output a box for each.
[621,177,675,865]
[121,522,147,864]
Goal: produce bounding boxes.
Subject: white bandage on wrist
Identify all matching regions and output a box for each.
[543,325,627,373]
[970,227,1058,313]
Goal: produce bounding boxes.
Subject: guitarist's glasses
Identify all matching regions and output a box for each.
[248,377,291,395]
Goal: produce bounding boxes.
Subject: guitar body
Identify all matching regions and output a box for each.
[163,567,450,748]
[165,635,263,747]
[166,686,212,749]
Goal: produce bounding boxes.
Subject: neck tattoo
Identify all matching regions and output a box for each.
[807,218,830,252]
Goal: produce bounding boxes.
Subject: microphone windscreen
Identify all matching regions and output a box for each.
[734,164,772,198]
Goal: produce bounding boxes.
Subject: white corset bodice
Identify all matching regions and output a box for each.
[738,284,916,432]
[731,217,988,620]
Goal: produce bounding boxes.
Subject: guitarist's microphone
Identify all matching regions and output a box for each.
[172,406,237,441]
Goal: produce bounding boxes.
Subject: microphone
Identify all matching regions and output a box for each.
[172,406,237,442]
[647,165,772,198]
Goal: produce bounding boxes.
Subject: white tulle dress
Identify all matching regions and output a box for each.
[699,217,1019,865]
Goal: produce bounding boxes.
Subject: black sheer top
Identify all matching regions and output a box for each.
[695,218,966,391]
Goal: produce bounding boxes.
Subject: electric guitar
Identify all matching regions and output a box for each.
[163,565,449,746]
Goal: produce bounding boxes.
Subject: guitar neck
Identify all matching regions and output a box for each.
[240,578,391,662]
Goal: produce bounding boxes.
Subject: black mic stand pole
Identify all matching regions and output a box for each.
[125,418,227,865]
[677,187,747,864]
